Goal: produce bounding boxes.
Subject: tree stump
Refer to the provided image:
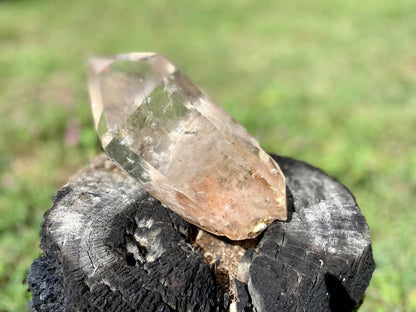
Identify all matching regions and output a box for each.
[27,153,374,312]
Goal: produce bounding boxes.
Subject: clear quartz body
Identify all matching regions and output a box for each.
[88,53,286,240]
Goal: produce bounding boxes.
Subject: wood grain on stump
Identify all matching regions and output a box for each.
[27,154,374,312]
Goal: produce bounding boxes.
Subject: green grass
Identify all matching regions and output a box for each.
[1,0,415,311]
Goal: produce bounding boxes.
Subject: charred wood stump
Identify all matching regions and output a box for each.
[27,154,374,312]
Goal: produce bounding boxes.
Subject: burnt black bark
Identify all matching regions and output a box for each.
[28,154,374,312]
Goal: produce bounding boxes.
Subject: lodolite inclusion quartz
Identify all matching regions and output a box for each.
[88,53,286,240]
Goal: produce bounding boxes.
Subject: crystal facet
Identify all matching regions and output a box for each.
[88,53,286,240]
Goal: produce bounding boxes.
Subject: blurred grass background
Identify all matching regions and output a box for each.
[0,0,415,311]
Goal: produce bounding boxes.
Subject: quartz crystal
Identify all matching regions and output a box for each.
[88,53,286,240]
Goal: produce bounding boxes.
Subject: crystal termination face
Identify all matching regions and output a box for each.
[88,53,287,240]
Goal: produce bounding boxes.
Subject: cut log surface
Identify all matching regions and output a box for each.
[27,154,374,312]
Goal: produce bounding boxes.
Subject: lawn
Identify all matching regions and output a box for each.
[0,0,415,311]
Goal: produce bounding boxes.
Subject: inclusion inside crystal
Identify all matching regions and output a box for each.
[88,53,286,240]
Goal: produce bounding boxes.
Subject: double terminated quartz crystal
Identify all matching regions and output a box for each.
[88,53,286,240]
